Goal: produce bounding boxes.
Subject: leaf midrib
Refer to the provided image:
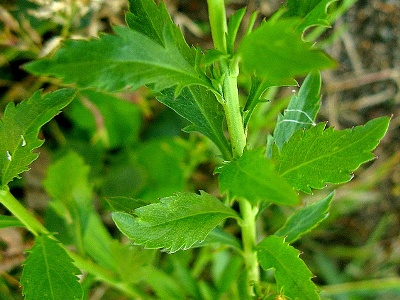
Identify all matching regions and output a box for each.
[278,124,380,178]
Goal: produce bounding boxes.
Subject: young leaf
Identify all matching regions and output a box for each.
[157,85,231,159]
[226,7,246,54]
[282,0,338,33]
[0,89,76,188]
[274,116,390,193]
[257,235,319,299]
[24,26,210,93]
[275,191,334,243]
[112,191,239,253]
[238,19,335,82]
[271,72,321,151]
[216,149,298,205]
[21,235,83,300]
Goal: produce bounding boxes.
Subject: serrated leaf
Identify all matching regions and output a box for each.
[216,149,298,205]
[0,89,76,188]
[275,191,334,243]
[125,0,170,46]
[257,235,319,299]
[238,19,335,81]
[0,215,24,228]
[283,0,338,33]
[112,191,239,253]
[21,235,83,300]
[275,117,390,193]
[271,72,321,151]
[157,85,231,159]
[24,25,209,93]
[126,0,195,66]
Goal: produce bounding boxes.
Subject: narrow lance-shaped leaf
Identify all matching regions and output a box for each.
[112,191,239,253]
[274,116,390,193]
[157,85,231,159]
[0,89,76,188]
[238,19,335,82]
[258,235,319,299]
[271,72,321,152]
[216,149,298,205]
[275,191,334,243]
[24,25,210,93]
[21,235,83,300]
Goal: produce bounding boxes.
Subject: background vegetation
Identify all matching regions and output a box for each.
[0,0,399,299]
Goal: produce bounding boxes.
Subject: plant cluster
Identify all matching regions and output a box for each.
[0,0,391,299]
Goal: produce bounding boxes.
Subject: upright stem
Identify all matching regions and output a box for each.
[239,199,260,296]
[207,0,227,53]
[221,59,246,158]
[207,1,260,297]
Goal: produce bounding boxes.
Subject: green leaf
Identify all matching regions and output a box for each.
[216,149,298,205]
[125,0,170,46]
[24,26,209,93]
[257,235,319,300]
[238,19,335,81]
[283,0,338,33]
[112,191,239,253]
[192,226,241,250]
[271,72,321,151]
[275,117,391,193]
[275,191,334,243]
[227,7,246,54]
[110,241,154,284]
[21,235,83,300]
[0,215,24,228]
[43,152,92,208]
[69,90,142,148]
[105,196,151,212]
[126,0,195,65]
[157,85,231,159]
[0,89,76,188]
[82,213,114,270]
[43,152,93,252]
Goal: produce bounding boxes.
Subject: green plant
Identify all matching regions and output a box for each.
[0,0,391,299]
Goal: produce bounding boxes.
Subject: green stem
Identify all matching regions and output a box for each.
[0,189,144,298]
[221,59,246,158]
[207,0,227,53]
[207,1,259,297]
[0,188,49,236]
[239,199,260,297]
